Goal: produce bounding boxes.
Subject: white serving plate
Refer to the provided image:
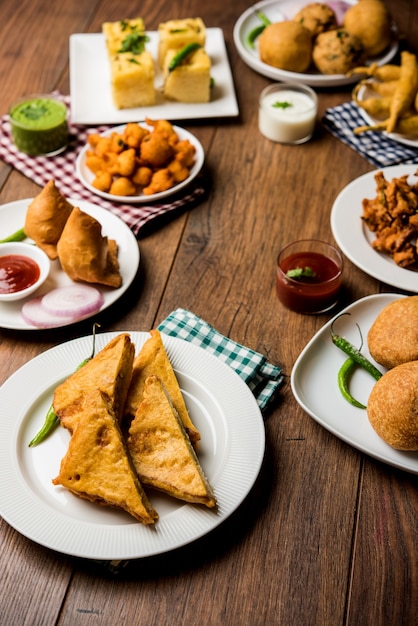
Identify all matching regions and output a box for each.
[331,165,418,293]
[70,28,239,124]
[76,124,205,204]
[233,0,398,87]
[291,293,418,474]
[0,199,139,329]
[0,332,265,559]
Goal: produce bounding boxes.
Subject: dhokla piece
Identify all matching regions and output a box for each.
[163,47,211,103]
[157,17,206,68]
[102,18,146,57]
[109,50,155,108]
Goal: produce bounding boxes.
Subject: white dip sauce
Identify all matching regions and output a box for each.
[259,87,317,144]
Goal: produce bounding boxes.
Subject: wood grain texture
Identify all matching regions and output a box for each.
[0,1,417,625]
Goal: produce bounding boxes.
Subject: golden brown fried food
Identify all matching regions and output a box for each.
[343,0,392,57]
[258,21,313,73]
[57,207,122,288]
[140,132,174,167]
[367,297,418,369]
[109,176,137,196]
[313,29,365,75]
[24,180,74,260]
[362,170,418,267]
[143,168,175,195]
[367,360,418,451]
[122,122,149,148]
[293,2,337,37]
[92,170,113,192]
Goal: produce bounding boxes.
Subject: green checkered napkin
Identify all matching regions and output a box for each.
[158,308,284,412]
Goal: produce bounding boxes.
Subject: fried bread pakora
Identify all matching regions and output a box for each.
[258,21,313,73]
[368,296,418,369]
[127,375,216,507]
[343,0,392,57]
[367,360,418,451]
[53,333,135,433]
[362,170,418,268]
[124,329,201,448]
[57,207,122,288]
[312,29,365,75]
[293,2,337,37]
[24,180,74,260]
[52,388,158,524]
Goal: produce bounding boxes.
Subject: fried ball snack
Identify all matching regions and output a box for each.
[368,297,418,369]
[24,180,73,260]
[258,21,313,73]
[312,29,365,75]
[57,207,122,288]
[361,170,418,268]
[343,0,392,57]
[293,3,337,37]
[367,360,418,451]
[85,119,196,197]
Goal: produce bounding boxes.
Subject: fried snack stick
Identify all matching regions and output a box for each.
[348,62,400,82]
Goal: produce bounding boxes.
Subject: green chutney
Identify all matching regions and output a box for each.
[9,96,68,156]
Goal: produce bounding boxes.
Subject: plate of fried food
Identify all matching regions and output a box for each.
[75,120,205,204]
[352,51,418,147]
[0,328,265,559]
[233,0,398,87]
[331,165,418,292]
[291,292,418,474]
[0,181,139,330]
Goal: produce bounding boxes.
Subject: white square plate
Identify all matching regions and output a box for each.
[69,28,239,124]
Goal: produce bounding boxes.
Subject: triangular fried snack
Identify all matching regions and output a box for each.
[57,207,122,288]
[124,329,200,447]
[53,333,134,433]
[24,179,74,259]
[127,375,216,508]
[52,389,158,524]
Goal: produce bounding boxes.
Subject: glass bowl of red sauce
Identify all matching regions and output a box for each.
[0,242,50,301]
[276,239,343,314]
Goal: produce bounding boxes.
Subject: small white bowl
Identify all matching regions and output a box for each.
[0,242,50,301]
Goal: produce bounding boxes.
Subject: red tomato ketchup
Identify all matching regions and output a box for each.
[276,242,343,314]
[0,254,41,294]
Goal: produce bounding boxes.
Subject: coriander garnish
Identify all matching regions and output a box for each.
[273,101,293,109]
[286,267,316,279]
[118,32,149,54]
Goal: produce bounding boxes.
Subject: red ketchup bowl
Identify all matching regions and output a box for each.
[276,239,343,314]
[0,242,50,301]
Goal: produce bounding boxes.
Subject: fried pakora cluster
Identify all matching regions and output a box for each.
[362,170,418,268]
[85,118,196,196]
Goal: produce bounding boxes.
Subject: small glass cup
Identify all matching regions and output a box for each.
[259,82,318,144]
[276,239,343,314]
[9,94,68,156]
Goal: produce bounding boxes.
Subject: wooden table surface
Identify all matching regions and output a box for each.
[0,1,417,625]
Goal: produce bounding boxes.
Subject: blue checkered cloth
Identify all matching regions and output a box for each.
[322,101,418,167]
[158,308,284,412]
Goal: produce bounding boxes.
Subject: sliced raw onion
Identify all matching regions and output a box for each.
[41,285,104,318]
[21,296,80,329]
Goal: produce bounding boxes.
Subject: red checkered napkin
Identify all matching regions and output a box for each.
[0,94,208,236]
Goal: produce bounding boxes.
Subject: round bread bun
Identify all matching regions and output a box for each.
[293,3,337,37]
[367,360,418,451]
[368,296,418,369]
[343,0,392,57]
[312,29,365,75]
[258,21,313,73]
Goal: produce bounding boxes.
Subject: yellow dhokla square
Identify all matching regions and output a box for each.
[110,51,155,108]
[163,47,211,103]
[157,17,206,68]
[102,18,146,57]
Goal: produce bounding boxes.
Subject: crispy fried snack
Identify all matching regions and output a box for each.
[24,180,74,259]
[362,170,418,267]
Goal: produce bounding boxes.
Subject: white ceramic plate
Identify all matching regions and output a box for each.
[76,124,205,204]
[291,293,418,474]
[355,82,418,148]
[331,165,418,293]
[0,331,265,559]
[233,0,398,87]
[0,199,139,330]
[69,28,239,125]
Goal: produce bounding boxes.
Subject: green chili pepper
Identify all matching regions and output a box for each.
[168,43,201,72]
[256,10,272,26]
[330,315,383,382]
[28,323,100,447]
[337,358,367,409]
[0,227,26,243]
[246,24,266,49]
